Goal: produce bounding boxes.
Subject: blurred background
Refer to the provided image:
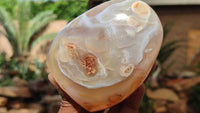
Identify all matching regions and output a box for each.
[0,0,199,113]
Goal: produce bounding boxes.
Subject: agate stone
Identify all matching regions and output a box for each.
[47,0,163,112]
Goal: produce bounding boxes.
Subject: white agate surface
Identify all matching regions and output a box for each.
[52,0,162,88]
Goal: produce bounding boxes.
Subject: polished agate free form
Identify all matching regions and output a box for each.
[47,0,163,112]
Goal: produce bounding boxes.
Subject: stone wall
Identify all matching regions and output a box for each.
[153,5,200,74]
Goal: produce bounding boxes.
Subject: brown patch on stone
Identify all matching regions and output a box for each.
[83,102,94,111]
[66,43,78,58]
[80,54,97,76]
[0,97,7,107]
[108,94,123,103]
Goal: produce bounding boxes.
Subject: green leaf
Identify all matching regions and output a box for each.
[0,7,17,48]
[24,11,56,50]
[159,40,180,55]
[16,0,31,53]
[29,11,56,34]
[158,38,186,65]
[158,45,180,64]
[189,83,200,112]
[139,93,154,113]
[163,22,174,39]
[0,78,14,86]
[31,33,57,51]
[160,60,176,75]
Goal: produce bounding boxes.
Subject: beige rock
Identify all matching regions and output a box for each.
[29,41,52,62]
[48,102,60,113]
[166,79,185,91]
[8,100,25,109]
[12,77,28,87]
[166,77,200,91]
[42,20,68,35]
[43,95,61,103]
[0,86,31,98]
[168,100,187,113]
[178,92,188,100]
[0,97,7,107]
[179,70,196,78]
[8,109,40,113]
[37,54,47,62]
[147,88,179,102]
[154,100,167,113]
[0,107,7,113]
[28,103,44,113]
[154,100,167,107]
[155,106,167,113]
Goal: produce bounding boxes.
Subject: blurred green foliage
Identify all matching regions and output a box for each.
[197,62,200,76]
[139,82,154,113]
[139,94,154,113]
[33,58,48,79]
[0,53,48,86]
[0,0,56,56]
[157,22,184,76]
[189,83,200,113]
[0,0,89,21]
[0,0,17,18]
[31,0,89,21]
[158,22,180,65]
[0,0,89,84]
[0,53,14,86]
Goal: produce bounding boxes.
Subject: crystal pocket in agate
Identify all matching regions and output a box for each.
[47,0,163,112]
